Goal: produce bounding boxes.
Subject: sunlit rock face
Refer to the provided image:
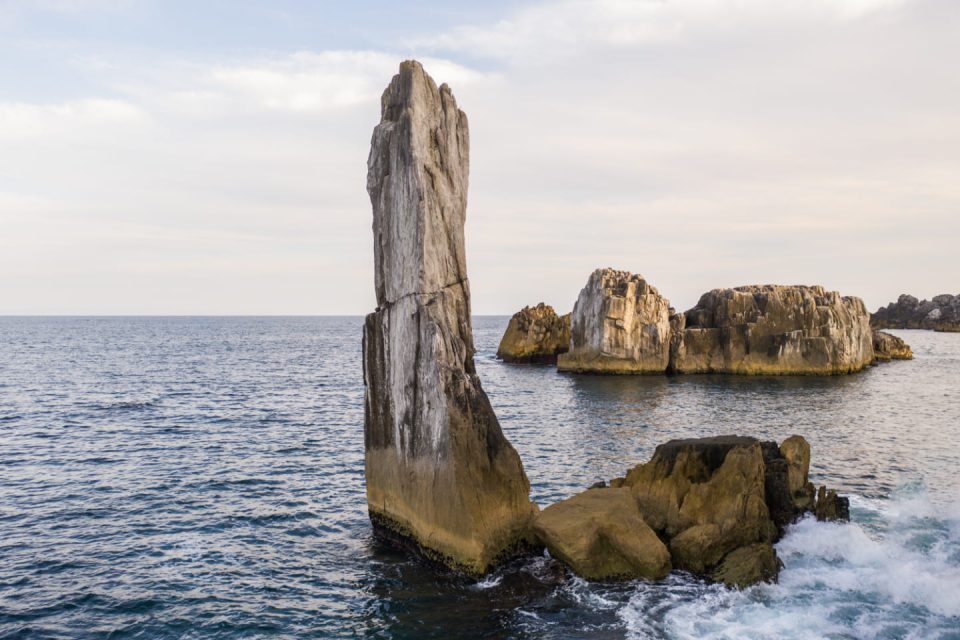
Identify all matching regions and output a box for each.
[557,268,673,374]
[872,293,960,332]
[496,303,570,364]
[363,60,536,575]
[671,285,875,375]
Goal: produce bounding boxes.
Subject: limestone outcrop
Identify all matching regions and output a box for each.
[557,268,673,374]
[363,60,536,575]
[618,435,844,586]
[529,434,847,587]
[872,330,914,362]
[671,285,875,375]
[497,303,571,364]
[532,488,671,580]
[872,293,960,332]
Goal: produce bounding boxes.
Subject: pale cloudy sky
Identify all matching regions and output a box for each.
[1,0,957,315]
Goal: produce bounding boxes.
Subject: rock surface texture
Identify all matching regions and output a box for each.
[497,303,571,363]
[533,434,846,587]
[671,285,875,375]
[872,330,914,362]
[872,294,960,332]
[557,268,673,374]
[363,61,536,575]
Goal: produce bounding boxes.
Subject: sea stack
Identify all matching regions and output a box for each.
[363,60,536,574]
[557,268,673,374]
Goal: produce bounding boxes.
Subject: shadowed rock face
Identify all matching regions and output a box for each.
[872,330,914,362]
[671,285,875,375]
[497,303,571,364]
[872,293,960,332]
[557,268,673,374]
[363,60,536,575]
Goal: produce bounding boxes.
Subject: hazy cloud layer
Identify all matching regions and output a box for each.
[1,0,957,314]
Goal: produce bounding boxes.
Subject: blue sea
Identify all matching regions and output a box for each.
[1,317,958,639]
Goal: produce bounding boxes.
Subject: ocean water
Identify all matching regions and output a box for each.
[0,316,958,639]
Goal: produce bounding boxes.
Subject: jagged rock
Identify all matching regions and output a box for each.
[780,435,815,511]
[872,293,960,332]
[532,488,671,580]
[557,268,673,374]
[814,486,850,522]
[671,285,874,375]
[497,303,571,364]
[711,543,782,589]
[363,60,536,575]
[617,435,846,586]
[872,330,914,362]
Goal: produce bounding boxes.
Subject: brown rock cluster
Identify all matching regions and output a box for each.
[872,293,960,332]
[496,303,571,364]
[532,435,848,587]
[872,330,914,362]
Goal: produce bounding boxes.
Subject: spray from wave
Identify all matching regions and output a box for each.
[619,487,960,639]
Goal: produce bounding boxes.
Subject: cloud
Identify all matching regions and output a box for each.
[0,0,957,314]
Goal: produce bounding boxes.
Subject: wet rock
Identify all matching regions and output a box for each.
[872,293,960,332]
[497,303,571,364]
[672,285,875,375]
[532,488,671,580]
[557,268,673,374]
[814,486,850,522]
[872,330,914,362]
[711,543,782,589]
[363,60,536,575]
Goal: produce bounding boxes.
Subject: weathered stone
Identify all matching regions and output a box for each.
[872,330,914,362]
[711,543,782,589]
[672,285,875,375]
[532,488,671,580]
[363,60,536,575]
[814,485,850,522]
[779,435,815,512]
[872,293,960,332]
[497,303,571,364]
[558,268,673,374]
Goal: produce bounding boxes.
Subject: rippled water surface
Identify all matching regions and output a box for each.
[1,317,958,639]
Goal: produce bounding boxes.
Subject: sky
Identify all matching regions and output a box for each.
[1,0,958,315]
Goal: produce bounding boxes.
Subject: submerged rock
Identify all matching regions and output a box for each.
[872,293,960,332]
[497,303,570,364]
[557,268,673,374]
[532,488,671,580]
[672,285,874,375]
[363,60,536,575]
[872,330,914,362]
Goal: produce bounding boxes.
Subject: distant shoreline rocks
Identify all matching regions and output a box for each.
[872,294,960,332]
[505,268,899,376]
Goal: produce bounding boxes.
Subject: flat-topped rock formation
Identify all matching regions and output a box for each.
[872,294,960,332]
[497,303,570,364]
[534,435,848,587]
[539,270,883,375]
[671,285,875,375]
[363,60,536,575]
[872,330,914,362]
[557,268,673,374]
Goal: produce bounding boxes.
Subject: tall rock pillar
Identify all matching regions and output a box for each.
[362,60,537,574]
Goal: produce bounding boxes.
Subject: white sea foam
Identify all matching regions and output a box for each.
[618,489,960,639]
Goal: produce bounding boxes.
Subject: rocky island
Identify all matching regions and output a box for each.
[496,303,570,363]
[872,293,960,332]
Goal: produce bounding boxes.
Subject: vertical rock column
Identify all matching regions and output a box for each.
[363,60,537,574]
